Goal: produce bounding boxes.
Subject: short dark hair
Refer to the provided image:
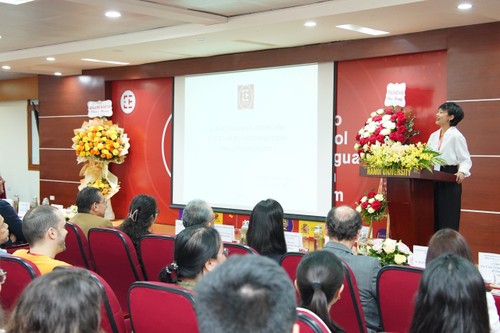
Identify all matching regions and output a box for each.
[118,194,157,249]
[195,255,297,333]
[426,228,474,264]
[159,226,221,283]
[22,205,63,245]
[438,102,464,126]
[296,251,345,332]
[182,199,213,228]
[325,205,362,241]
[7,268,102,333]
[247,199,287,256]
[76,187,103,213]
[410,254,489,333]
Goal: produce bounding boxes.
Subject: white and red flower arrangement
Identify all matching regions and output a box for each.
[355,191,387,225]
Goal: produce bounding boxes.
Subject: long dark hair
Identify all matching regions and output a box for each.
[159,226,222,283]
[410,253,489,333]
[118,194,157,249]
[247,199,287,256]
[296,251,346,333]
[426,228,474,264]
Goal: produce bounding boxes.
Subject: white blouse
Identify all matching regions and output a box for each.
[427,126,472,177]
[487,291,500,333]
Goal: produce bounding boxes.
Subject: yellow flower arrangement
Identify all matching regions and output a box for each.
[86,178,117,197]
[72,117,129,164]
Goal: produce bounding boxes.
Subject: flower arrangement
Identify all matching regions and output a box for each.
[64,205,78,221]
[355,191,387,224]
[72,117,129,164]
[367,238,412,266]
[86,177,118,198]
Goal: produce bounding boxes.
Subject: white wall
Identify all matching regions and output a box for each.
[0,101,40,202]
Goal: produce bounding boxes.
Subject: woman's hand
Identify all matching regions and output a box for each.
[455,172,465,184]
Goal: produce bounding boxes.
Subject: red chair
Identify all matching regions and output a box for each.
[494,293,500,317]
[280,252,305,304]
[129,281,199,333]
[4,243,29,254]
[139,234,175,281]
[88,228,145,313]
[377,265,423,333]
[55,266,130,333]
[0,254,40,311]
[55,222,94,270]
[223,242,258,256]
[296,307,332,333]
[330,262,367,333]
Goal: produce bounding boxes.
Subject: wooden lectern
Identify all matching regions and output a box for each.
[359,167,456,248]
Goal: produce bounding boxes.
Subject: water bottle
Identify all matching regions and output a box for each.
[313,225,324,251]
[13,194,19,213]
[240,220,249,245]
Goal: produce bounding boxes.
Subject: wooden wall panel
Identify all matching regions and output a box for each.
[460,212,500,261]
[0,77,38,101]
[38,116,89,149]
[39,150,81,182]
[39,181,80,208]
[462,158,500,212]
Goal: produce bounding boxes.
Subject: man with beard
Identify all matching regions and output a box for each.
[13,205,70,274]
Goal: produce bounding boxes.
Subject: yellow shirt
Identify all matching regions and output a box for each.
[13,249,71,275]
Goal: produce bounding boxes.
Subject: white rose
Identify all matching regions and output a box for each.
[383,243,396,254]
[367,117,373,123]
[385,238,397,246]
[360,152,365,159]
[360,197,367,203]
[376,109,385,115]
[397,242,411,255]
[375,194,384,201]
[354,143,360,150]
[367,207,375,214]
[355,206,362,213]
[382,114,391,121]
[380,128,391,136]
[382,121,396,129]
[370,112,377,117]
[394,254,407,265]
[372,243,383,253]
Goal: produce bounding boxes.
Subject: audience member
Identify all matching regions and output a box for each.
[159,226,226,290]
[13,205,70,274]
[0,175,5,200]
[7,268,102,333]
[182,199,214,228]
[323,205,381,333]
[0,178,26,246]
[0,217,9,254]
[426,228,500,332]
[70,186,113,238]
[410,253,489,333]
[195,255,299,333]
[118,194,158,250]
[296,250,346,333]
[247,198,287,262]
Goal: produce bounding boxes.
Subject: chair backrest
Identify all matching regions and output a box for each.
[88,228,145,313]
[330,262,367,333]
[139,234,175,281]
[55,222,94,270]
[0,254,41,311]
[4,243,29,254]
[55,266,129,333]
[296,308,332,333]
[129,281,199,333]
[223,242,258,256]
[494,294,500,317]
[376,265,423,333]
[280,252,305,304]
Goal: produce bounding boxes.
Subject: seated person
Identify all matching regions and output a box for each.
[195,255,299,333]
[6,268,101,332]
[247,198,287,262]
[159,226,226,290]
[0,216,9,254]
[118,194,158,251]
[410,253,490,333]
[426,228,500,333]
[322,205,381,333]
[0,179,26,246]
[69,187,113,238]
[182,199,214,228]
[13,205,70,274]
[296,250,346,333]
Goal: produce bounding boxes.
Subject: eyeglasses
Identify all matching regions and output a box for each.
[0,269,7,285]
[223,248,229,258]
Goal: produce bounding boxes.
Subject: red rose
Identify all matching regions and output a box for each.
[377,135,385,143]
[397,133,406,142]
[367,191,376,197]
[397,125,407,134]
[372,115,382,122]
[355,133,361,141]
[389,132,399,141]
[371,200,382,211]
[361,202,369,209]
[385,108,393,115]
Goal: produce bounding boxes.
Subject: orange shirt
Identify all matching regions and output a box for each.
[13,249,71,275]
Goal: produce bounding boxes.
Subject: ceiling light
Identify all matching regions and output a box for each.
[304,21,317,28]
[105,10,121,18]
[457,3,472,10]
[0,0,35,4]
[81,58,129,65]
[336,24,389,36]
[46,57,55,61]
[54,72,62,76]
[2,65,11,70]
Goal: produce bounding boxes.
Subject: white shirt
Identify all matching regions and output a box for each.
[487,291,500,333]
[427,126,472,177]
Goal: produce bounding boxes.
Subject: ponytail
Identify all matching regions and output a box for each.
[159,262,179,283]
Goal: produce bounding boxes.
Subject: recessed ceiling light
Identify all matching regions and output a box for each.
[2,65,11,70]
[304,21,317,28]
[336,24,389,36]
[457,3,472,10]
[81,58,129,65]
[0,0,35,4]
[46,57,55,61]
[105,10,121,18]
[54,72,62,76]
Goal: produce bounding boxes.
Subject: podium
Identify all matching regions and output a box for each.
[359,167,456,248]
